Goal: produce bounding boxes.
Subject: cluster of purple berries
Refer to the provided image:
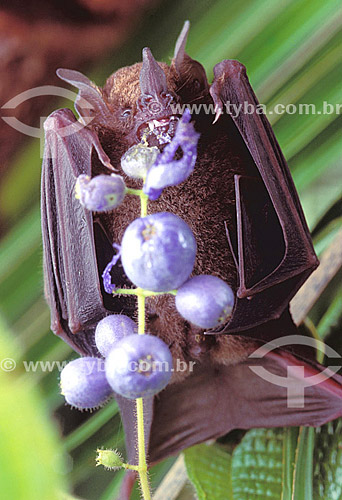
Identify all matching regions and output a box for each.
[60,314,173,409]
[61,109,235,411]
[118,212,235,328]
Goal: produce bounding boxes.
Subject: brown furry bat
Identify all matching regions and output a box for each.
[41,21,342,498]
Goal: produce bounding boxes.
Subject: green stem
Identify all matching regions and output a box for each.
[137,290,146,335]
[136,398,150,499]
[114,288,141,296]
[114,288,177,298]
[126,188,144,197]
[140,192,148,217]
[123,463,140,472]
[135,191,151,500]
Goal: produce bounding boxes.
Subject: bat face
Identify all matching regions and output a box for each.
[103,57,181,149]
[59,32,210,152]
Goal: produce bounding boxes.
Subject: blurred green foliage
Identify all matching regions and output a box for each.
[0,317,68,499]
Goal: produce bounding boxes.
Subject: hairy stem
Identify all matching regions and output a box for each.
[114,288,177,297]
[135,192,151,500]
[140,192,148,218]
[136,397,150,499]
[126,187,144,197]
[137,290,146,335]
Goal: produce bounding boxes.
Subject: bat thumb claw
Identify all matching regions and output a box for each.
[212,107,223,124]
[104,161,116,171]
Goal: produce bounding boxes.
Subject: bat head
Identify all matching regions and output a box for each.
[57,21,209,150]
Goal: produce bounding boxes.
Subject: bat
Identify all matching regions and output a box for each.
[41,21,342,499]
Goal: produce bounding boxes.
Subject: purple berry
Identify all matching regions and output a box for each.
[121,144,159,179]
[60,357,112,409]
[105,334,173,399]
[175,275,235,329]
[95,314,137,357]
[121,212,196,292]
[75,173,126,212]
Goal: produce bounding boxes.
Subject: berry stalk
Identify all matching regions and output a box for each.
[114,288,177,297]
[136,397,150,499]
[140,191,148,218]
[135,193,151,500]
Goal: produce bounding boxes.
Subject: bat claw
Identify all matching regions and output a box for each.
[212,107,223,124]
[104,161,116,171]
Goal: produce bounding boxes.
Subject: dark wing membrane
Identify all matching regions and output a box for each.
[41,108,111,355]
[93,220,137,317]
[115,395,154,465]
[234,175,286,293]
[210,60,319,332]
[148,338,342,463]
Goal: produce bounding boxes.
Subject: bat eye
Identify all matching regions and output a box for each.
[121,108,132,119]
[193,79,201,91]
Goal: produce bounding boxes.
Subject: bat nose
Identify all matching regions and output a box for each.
[140,47,168,97]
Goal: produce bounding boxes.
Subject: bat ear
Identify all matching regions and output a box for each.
[172,21,209,99]
[57,68,111,123]
[173,20,191,73]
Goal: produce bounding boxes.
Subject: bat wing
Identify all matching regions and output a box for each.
[42,108,154,496]
[41,108,114,355]
[120,337,342,498]
[148,335,342,463]
[209,60,319,333]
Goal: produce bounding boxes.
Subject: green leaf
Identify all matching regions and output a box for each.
[313,217,342,257]
[265,32,341,117]
[292,427,314,500]
[317,287,342,339]
[282,428,299,500]
[231,428,283,500]
[99,470,125,500]
[184,443,233,500]
[64,401,119,452]
[299,162,342,230]
[314,420,342,500]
